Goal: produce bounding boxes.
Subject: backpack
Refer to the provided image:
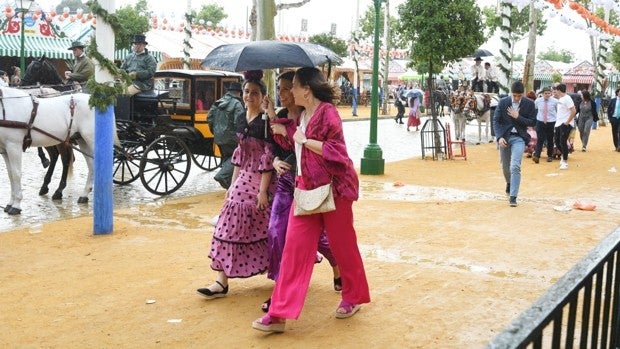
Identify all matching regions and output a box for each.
[207,93,243,147]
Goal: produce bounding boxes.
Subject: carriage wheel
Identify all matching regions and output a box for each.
[192,153,221,171]
[139,136,191,195]
[112,142,144,185]
[192,141,222,171]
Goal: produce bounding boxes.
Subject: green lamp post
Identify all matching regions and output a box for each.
[360,0,385,175]
[18,0,35,78]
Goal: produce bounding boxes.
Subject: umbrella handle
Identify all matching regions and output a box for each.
[326,57,332,79]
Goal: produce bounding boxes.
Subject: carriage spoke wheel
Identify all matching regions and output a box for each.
[113,142,144,185]
[139,136,191,195]
[192,153,221,171]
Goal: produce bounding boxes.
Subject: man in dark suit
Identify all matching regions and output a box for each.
[493,81,537,207]
[606,88,620,152]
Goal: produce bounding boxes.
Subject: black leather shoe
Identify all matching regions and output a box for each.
[197,281,228,299]
[547,157,553,162]
[532,155,539,164]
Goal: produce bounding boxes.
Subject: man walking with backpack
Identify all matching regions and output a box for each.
[208,82,244,189]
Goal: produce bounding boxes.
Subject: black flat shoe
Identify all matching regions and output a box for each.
[197,280,228,299]
[333,277,342,291]
[261,297,271,312]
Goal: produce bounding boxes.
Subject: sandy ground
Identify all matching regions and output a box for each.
[1,118,619,348]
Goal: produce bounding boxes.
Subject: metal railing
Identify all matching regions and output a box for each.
[487,226,620,349]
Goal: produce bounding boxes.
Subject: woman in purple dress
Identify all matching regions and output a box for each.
[261,71,340,312]
[197,71,276,298]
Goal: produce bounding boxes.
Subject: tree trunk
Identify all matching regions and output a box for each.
[593,6,610,126]
[256,0,277,97]
[522,2,536,93]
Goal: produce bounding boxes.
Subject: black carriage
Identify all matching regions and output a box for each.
[112,69,243,195]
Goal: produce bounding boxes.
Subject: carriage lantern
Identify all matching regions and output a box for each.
[18,0,35,78]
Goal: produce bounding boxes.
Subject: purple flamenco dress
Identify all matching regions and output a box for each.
[209,113,276,278]
[267,114,337,281]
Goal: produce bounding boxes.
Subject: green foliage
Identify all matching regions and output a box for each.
[55,0,90,12]
[482,4,547,41]
[194,4,227,26]
[308,33,348,58]
[114,1,150,50]
[610,42,620,71]
[397,0,485,74]
[551,71,562,83]
[538,47,575,63]
[513,54,524,61]
[357,4,403,48]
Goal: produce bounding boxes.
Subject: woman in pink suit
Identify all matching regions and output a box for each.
[252,67,370,333]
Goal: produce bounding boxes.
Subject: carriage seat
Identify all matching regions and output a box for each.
[172,125,203,144]
[134,90,170,103]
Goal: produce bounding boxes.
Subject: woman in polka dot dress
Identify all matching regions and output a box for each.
[197,71,276,299]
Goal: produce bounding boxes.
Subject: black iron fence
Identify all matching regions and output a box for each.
[487,226,620,349]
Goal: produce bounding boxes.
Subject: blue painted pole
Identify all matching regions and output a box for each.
[93,105,114,234]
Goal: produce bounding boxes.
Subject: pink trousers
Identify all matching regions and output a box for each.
[268,196,370,319]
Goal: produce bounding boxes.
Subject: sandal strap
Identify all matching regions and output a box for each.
[215,280,226,290]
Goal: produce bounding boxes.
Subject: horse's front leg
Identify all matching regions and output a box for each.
[39,146,59,197]
[3,147,24,215]
[37,146,50,168]
[52,145,72,200]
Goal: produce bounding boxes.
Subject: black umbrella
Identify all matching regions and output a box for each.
[471,48,493,58]
[201,40,344,72]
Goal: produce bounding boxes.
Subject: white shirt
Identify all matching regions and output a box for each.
[555,94,575,127]
[0,77,8,87]
[485,67,497,82]
[471,63,485,80]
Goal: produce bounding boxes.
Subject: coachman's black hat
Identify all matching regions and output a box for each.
[132,34,148,45]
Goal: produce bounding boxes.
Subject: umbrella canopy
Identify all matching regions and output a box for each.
[201,40,343,72]
[471,48,493,58]
[405,88,424,98]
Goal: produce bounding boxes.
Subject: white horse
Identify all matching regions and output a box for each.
[463,93,499,144]
[0,87,95,215]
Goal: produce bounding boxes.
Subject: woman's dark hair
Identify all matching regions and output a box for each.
[582,90,591,101]
[294,67,340,104]
[243,70,267,95]
[277,70,295,82]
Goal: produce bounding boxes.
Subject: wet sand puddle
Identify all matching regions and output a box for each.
[359,243,540,281]
[359,180,620,213]
[113,199,211,232]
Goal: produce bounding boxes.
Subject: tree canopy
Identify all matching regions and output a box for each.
[194,4,227,27]
[55,0,89,13]
[397,0,484,74]
[357,4,404,49]
[538,47,575,63]
[114,0,150,50]
[308,33,348,58]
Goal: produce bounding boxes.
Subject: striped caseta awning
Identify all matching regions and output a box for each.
[0,35,74,59]
[0,35,163,62]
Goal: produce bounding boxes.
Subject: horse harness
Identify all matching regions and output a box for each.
[0,89,76,151]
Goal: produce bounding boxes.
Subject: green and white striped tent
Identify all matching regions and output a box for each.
[0,35,74,60]
[0,35,163,61]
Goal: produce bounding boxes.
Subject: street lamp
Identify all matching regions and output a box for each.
[18,0,35,78]
[360,0,385,175]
